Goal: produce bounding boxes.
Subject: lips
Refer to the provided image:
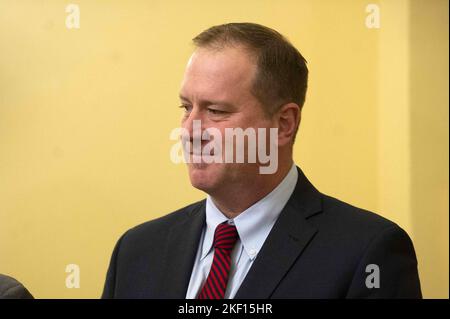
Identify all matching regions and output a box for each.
[187,145,215,156]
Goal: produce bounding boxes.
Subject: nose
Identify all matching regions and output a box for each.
[182,107,205,141]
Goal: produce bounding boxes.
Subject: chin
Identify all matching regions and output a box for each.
[187,163,222,193]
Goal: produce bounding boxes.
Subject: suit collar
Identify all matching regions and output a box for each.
[289,166,323,219]
[157,201,206,298]
[158,166,322,299]
[234,166,322,298]
[203,164,299,261]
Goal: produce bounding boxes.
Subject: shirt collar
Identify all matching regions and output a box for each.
[202,163,298,261]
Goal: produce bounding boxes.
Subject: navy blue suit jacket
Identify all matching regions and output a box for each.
[102,167,422,298]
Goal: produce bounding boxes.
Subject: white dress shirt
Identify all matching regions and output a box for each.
[185,163,298,299]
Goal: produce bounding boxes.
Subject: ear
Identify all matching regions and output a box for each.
[277,103,300,147]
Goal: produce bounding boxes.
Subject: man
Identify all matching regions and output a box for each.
[102,23,421,298]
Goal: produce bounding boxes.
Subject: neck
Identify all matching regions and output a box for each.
[210,159,294,219]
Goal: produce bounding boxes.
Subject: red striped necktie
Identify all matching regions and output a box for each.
[197,222,239,299]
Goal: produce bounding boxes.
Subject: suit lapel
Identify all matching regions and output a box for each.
[234,167,322,299]
[158,201,206,298]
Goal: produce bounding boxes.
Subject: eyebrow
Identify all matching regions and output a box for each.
[179,94,235,109]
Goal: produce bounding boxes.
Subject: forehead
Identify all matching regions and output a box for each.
[180,46,257,103]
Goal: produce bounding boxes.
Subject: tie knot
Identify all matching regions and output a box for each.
[213,222,239,250]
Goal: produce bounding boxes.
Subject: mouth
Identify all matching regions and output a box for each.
[188,148,215,156]
[186,151,217,167]
[189,151,203,156]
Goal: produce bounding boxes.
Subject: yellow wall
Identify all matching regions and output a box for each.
[0,0,447,298]
[408,0,449,299]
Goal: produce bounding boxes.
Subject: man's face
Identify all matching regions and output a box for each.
[179,46,276,195]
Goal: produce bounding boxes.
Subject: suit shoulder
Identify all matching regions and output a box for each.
[310,194,415,266]
[123,199,205,241]
[319,194,400,235]
[117,200,205,248]
[0,274,34,299]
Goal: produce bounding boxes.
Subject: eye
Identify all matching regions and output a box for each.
[179,104,192,113]
[207,108,226,115]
